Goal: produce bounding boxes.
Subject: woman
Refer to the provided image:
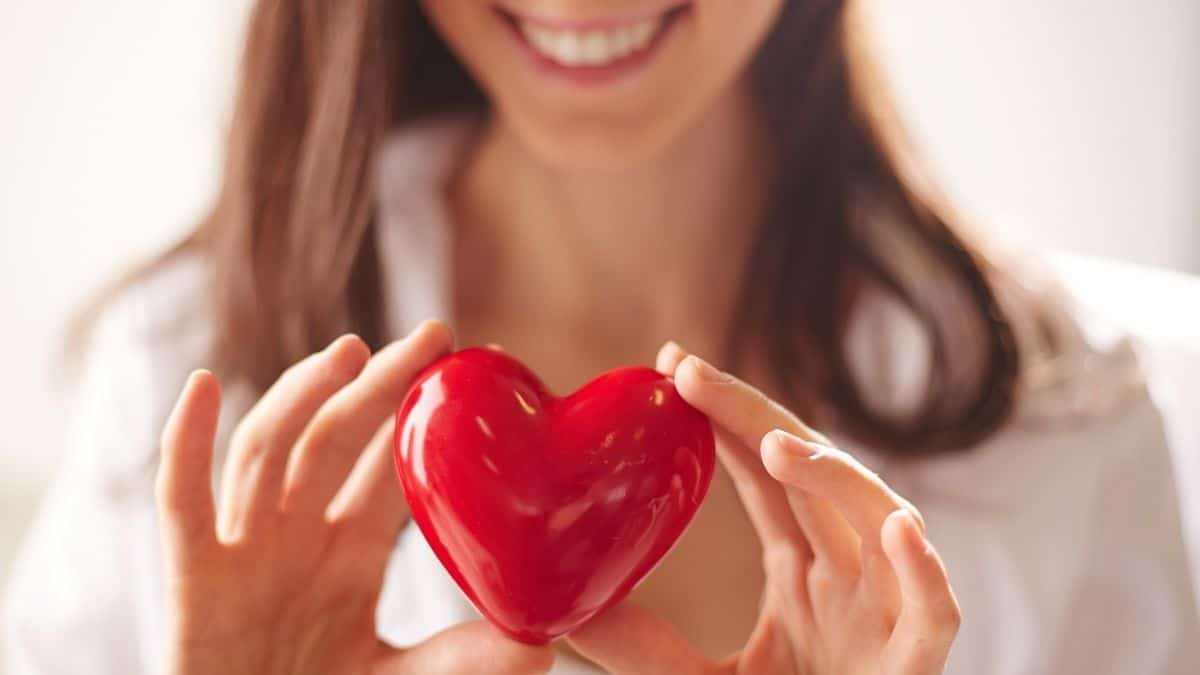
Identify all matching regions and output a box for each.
[4,0,1197,673]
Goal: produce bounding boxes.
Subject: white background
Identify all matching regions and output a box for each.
[1,0,1198,598]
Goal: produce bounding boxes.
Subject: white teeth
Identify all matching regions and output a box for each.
[555,32,583,65]
[525,25,556,53]
[580,32,608,64]
[630,20,656,45]
[519,16,663,67]
[612,27,634,53]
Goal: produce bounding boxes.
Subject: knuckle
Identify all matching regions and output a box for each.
[762,541,808,582]
[314,396,356,435]
[822,446,859,474]
[927,597,963,637]
[228,424,266,464]
[751,394,787,429]
[806,558,847,595]
[942,599,964,631]
[154,476,202,529]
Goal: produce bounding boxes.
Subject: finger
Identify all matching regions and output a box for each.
[717,426,812,554]
[672,354,831,450]
[715,428,813,601]
[376,621,554,675]
[217,334,370,541]
[781,486,861,572]
[664,343,818,615]
[567,603,714,675]
[762,430,924,543]
[657,342,808,550]
[881,510,960,675]
[282,319,453,518]
[326,419,409,543]
[655,340,689,376]
[766,431,911,615]
[157,370,221,564]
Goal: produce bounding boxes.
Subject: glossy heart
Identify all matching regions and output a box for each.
[393,347,715,644]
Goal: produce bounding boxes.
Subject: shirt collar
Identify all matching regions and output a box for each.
[374,113,482,341]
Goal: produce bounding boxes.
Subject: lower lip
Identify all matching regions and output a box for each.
[497,5,692,88]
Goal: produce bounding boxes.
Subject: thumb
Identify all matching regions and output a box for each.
[375,621,554,675]
[566,603,713,675]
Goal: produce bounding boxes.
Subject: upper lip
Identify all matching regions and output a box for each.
[495,2,690,31]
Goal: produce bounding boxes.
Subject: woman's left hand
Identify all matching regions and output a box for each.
[566,343,961,675]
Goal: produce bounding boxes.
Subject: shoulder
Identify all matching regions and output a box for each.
[2,251,219,668]
[976,246,1181,474]
[854,248,1179,503]
[71,249,220,479]
[83,248,216,399]
[992,250,1152,434]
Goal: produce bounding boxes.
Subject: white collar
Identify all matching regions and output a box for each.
[374,114,482,340]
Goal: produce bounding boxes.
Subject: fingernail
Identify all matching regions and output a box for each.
[324,333,357,353]
[771,429,824,458]
[686,355,732,383]
[410,319,453,345]
[185,369,214,391]
[903,504,928,536]
[896,510,929,552]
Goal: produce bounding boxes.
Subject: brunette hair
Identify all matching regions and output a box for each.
[77,0,1019,455]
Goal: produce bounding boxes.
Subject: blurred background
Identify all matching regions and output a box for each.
[0,0,1198,659]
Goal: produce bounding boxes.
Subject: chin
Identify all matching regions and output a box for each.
[508,109,686,171]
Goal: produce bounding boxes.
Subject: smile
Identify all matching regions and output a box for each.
[496,3,692,72]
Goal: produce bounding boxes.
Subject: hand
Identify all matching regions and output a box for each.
[566,343,961,675]
[156,321,553,675]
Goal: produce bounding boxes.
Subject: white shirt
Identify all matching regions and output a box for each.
[4,116,1198,674]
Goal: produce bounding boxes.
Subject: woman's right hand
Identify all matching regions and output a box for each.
[155,320,553,675]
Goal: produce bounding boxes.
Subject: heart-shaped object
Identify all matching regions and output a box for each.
[393,347,715,644]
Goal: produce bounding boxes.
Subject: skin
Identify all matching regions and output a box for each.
[159,1,962,672]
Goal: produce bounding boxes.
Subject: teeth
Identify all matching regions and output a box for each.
[630,20,655,45]
[580,32,607,64]
[555,32,583,65]
[612,27,634,54]
[519,17,663,67]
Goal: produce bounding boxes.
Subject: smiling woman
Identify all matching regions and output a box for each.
[132,0,1022,456]
[2,0,1198,674]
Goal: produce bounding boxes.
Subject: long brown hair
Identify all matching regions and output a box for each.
[79,0,1020,456]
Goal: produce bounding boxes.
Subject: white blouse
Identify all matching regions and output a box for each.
[4,116,1198,675]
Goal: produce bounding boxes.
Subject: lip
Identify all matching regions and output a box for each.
[494,3,694,88]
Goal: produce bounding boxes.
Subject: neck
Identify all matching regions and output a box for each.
[452,82,776,362]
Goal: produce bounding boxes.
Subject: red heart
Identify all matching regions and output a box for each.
[393,347,715,644]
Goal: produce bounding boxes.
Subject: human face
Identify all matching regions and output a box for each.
[421,1,786,168]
